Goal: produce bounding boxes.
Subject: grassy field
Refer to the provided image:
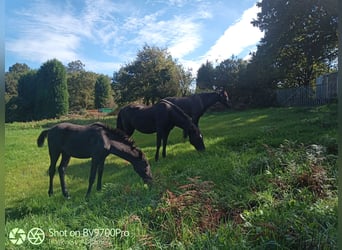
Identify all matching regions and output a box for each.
[5,105,337,249]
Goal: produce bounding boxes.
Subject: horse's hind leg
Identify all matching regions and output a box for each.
[48,150,60,197]
[58,153,71,198]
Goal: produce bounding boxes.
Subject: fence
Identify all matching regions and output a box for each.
[276,72,338,106]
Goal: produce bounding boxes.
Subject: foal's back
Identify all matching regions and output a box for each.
[48,123,108,158]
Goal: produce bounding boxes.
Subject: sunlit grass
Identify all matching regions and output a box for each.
[5,104,337,249]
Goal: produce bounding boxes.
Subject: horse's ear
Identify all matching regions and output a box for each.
[100,131,111,150]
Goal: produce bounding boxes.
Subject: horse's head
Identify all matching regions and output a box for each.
[132,149,153,184]
[217,89,232,108]
[188,124,205,151]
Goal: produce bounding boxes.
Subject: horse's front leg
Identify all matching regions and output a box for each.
[162,129,171,158]
[96,159,105,191]
[155,132,162,161]
[58,154,71,198]
[86,158,98,198]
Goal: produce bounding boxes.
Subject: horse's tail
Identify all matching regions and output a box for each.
[37,129,49,147]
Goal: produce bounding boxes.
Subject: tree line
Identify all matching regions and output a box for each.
[5,59,113,122]
[5,0,338,122]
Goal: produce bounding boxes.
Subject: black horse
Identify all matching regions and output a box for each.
[37,122,152,198]
[117,99,205,161]
[164,89,231,136]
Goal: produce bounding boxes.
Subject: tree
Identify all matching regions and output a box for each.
[17,70,37,121]
[5,63,30,96]
[114,45,180,105]
[68,71,98,111]
[177,64,194,96]
[66,60,85,73]
[214,56,247,91]
[5,63,30,122]
[94,75,112,108]
[252,0,338,87]
[35,59,69,119]
[196,61,215,90]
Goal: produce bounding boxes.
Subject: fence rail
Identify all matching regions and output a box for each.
[276,73,338,106]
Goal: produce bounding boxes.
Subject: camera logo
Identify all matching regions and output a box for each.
[9,228,26,245]
[9,227,45,245]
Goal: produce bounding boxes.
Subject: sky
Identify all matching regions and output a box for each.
[5,0,263,76]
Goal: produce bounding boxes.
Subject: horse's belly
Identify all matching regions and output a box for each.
[135,127,156,134]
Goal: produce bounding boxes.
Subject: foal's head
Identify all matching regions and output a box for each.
[131,148,153,183]
[102,124,153,183]
[188,124,205,151]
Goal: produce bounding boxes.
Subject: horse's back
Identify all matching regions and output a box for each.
[117,104,157,134]
[164,95,200,117]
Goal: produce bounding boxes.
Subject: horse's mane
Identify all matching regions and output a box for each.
[159,99,192,122]
[90,122,136,148]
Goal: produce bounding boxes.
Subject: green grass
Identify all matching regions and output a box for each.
[5,105,337,249]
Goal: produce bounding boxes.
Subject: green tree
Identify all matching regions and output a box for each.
[66,60,85,74]
[94,75,112,108]
[35,59,69,119]
[252,0,338,87]
[68,71,98,111]
[114,45,180,105]
[5,63,30,122]
[196,61,215,90]
[214,56,247,91]
[17,70,37,121]
[177,64,194,96]
[5,63,30,97]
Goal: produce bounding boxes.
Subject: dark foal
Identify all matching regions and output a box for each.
[37,122,152,198]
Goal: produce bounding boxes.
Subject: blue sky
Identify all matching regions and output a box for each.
[5,0,263,76]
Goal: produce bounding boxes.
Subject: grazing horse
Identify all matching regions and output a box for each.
[37,122,152,198]
[117,99,205,161]
[164,89,231,136]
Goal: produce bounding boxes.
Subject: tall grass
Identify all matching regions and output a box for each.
[5,105,337,249]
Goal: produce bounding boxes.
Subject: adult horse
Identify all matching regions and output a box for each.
[116,99,205,161]
[37,122,152,198]
[164,89,231,136]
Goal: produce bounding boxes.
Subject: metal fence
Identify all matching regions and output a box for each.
[276,72,338,106]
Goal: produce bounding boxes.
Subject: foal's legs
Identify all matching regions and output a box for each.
[86,158,99,197]
[48,150,60,196]
[155,131,162,161]
[162,130,171,158]
[96,159,105,191]
[58,153,71,198]
[155,129,170,161]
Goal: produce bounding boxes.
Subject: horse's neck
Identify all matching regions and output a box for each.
[198,93,219,111]
[109,140,138,162]
[170,108,192,130]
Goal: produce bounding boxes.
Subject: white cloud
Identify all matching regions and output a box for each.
[203,4,263,63]
[6,0,262,76]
